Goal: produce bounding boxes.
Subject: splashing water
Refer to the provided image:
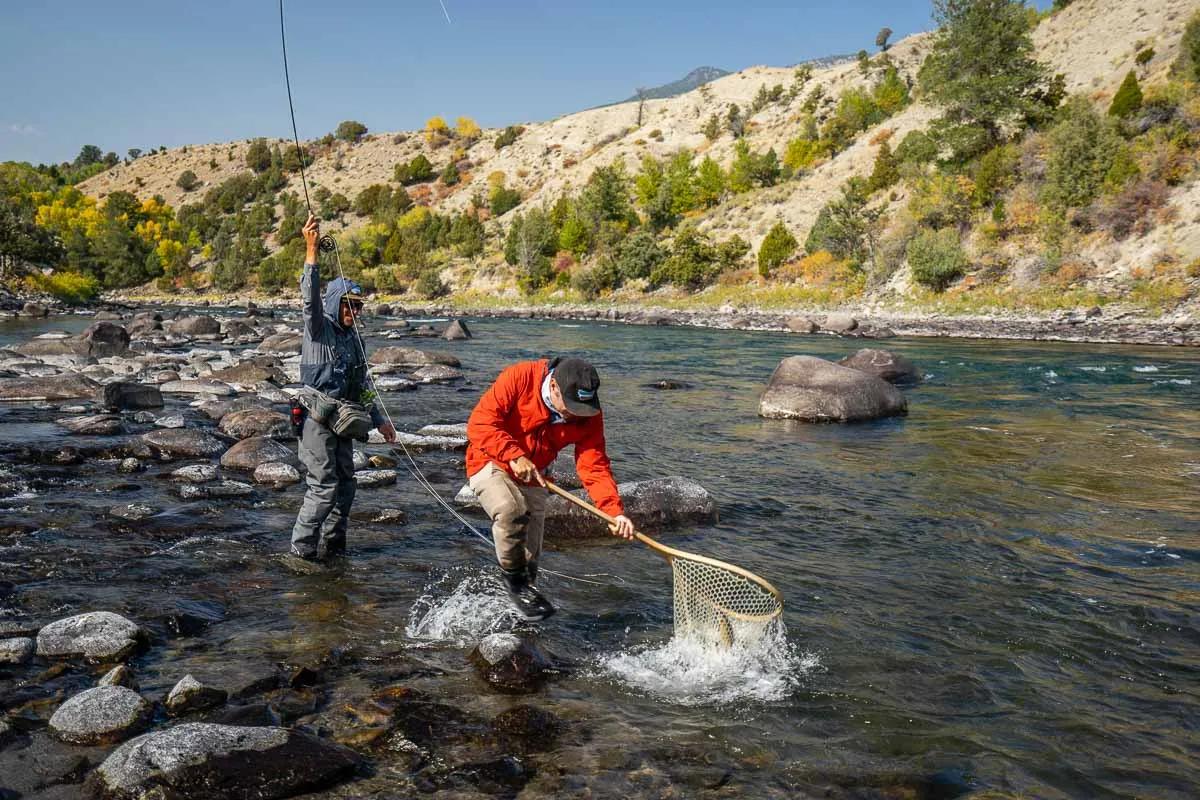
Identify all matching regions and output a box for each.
[598,622,817,706]
[405,570,521,646]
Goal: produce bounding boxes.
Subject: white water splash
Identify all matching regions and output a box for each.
[1133,365,1160,373]
[1079,366,1107,373]
[405,571,521,646]
[598,623,817,706]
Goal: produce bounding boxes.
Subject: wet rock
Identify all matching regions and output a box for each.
[490,705,562,753]
[210,361,286,387]
[37,611,145,661]
[375,376,418,392]
[102,381,163,410]
[178,480,254,500]
[170,464,219,483]
[469,633,554,694]
[416,422,467,437]
[786,316,819,334]
[367,508,408,525]
[254,383,292,404]
[99,665,139,690]
[219,407,291,440]
[0,636,34,665]
[368,346,461,368]
[373,303,393,316]
[822,313,858,333]
[208,702,281,727]
[82,321,131,357]
[171,315,221,336]
[153,369,179,383]
[56,414,123,435]
[367,453,398,469]
[837,348,921,385]
[160,600,226,637]
[371,430,465,451]
[15,337,88,358]
[91,723,361,798]
[410,364,464,383]
[643,379,693,390]
[141,429,227,459]
[0,374,99,401]
[197,397,265,421]
[118,457,143,474]
[443,319,472,340]
[220,319,257,339]
[49,686,153,745]
[220,437,296,471]
[351,449,369,470]
[109,503,159,522]
[253,462,301,486]
[154,413,186,429]
[22,302,50,318]
[166,675,228,715]
[355,469,397,488]
[160,379,236,397]
[259,331,302,353]
[760,355,907,422]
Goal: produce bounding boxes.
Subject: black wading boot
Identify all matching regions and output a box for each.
[500,566,555,622]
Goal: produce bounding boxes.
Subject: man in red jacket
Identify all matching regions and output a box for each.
[466,356,634,620]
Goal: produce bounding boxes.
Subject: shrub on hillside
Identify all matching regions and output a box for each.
[425,117,451,147]
[395,154,435,185]
[757,221,798,278]
[1042,96,1124,210]
[335,120,368,142]
[440,162,460,186]
[972,144,1019,208]
[245,139,271,173]
[1108,71,1143,118]
[455,117,481,142]
[1172,12,1200,82]
[895,130,938,165]
[1091,177,1169,240]
[867,141,900,192]
[494,125,525,149]
[1135,48,1155,68]
[414,268,448,299]
[907,228,967,291]
[805,181,880,267]
[176,170,199,191]
[281,144,312,172]
[489,183,522,216]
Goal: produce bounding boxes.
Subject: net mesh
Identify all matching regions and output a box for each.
[670,554,783,647]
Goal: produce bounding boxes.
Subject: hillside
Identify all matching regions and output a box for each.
[69,0,1200,319]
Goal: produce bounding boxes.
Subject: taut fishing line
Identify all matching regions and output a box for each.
[277,0,611,588]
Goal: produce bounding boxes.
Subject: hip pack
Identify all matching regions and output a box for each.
[298,388,372,441]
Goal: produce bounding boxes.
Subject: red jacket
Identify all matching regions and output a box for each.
[466,359,624,516]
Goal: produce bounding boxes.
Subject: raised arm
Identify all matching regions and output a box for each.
[300,214,323,338]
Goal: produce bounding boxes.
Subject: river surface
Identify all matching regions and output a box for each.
[1,313,1198,799]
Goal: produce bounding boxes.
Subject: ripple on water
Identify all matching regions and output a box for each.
[596,623,818,707]
[403,569,523,646]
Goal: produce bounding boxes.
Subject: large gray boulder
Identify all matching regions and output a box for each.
[49,686,153,745]
[209,361,286,388]
[0,373,100,401]
[171,315,222,337]
[837,348,921,385]
[253,462,301,486]
[758,355,907,422]
[469,633,554,694]
[220,437,296,471]
[218,408,291,440]
[409,364,464,384]
[259,331,303,354]
[141,429,227,459]
[36,611,145,661]
[160,379,236,397]
[368,346,460,368]
[56,414,124,436]
[103,381,164,410]
[456,476,717,539]
[83,321,131,357]
[92,723,361,799]
[442,319,472,340]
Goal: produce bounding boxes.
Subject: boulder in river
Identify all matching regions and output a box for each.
[49,686,153,745]
[259,331,303,354]
[171,464,219,483]
[409,364,464,384]
[837,348,921,384]
[160,379,236,397]
[368,346,461,368]
[786,316,819,334]
[82,321,131,357]
[22,301,50,318]
[254,462,301,486]
[165,675,228,715]
[91,723,362,798]
[442,319,472,340]
[218,407,291,440]
[355,469,398,488]
[821,313,858,334]
[0,636,34,665]
[171,315,222,337]
[0,373,99,401]
[56,414,124,436]
[102,381,164,410]
[758,355,907,423]
[469,633,554,694]
[210,361,286,388]
[178,480,255,500]
[220,437,296,471]
[141,429,227,459]
[99,665,140,690]
[37,611,145,661]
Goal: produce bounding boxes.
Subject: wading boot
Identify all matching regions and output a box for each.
[500,566,555,622]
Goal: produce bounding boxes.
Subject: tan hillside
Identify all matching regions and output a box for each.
[80,0,1200,310]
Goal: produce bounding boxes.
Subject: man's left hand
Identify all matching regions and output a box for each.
[610,514,635,540]
[378,422,397,443]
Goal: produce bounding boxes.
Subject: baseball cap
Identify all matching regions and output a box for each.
[551,357,601,417]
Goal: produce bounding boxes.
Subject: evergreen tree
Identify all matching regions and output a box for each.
[245,139,272,173]
[695,157,726,208]
[335,120,368,142]
[1107,71,1143,118]
[867,141,899,192]
[758,221,798,278]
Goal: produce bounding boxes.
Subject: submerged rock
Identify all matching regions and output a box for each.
[0,374,99,401]
[109,503,159,522]
[837,348,921,385]
[142,429,227,459]
[469,633,554,694]
[220,437,296,471]
[178,480,255,500]
[49,686,152,745]
[165,675,228,715]
[36,611,145,661]
[642,379,693,390]
[759,355,907,422]
[92,723,361,798]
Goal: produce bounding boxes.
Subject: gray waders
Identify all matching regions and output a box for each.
[290,415,356,559]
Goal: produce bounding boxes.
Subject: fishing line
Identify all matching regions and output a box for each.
[277,0,611,588]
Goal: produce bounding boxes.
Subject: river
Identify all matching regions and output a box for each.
[1,312,1197,799]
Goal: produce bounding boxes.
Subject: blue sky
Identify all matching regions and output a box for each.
[1,0,1050,165]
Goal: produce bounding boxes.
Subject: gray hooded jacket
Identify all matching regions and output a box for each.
[300,262,383,428]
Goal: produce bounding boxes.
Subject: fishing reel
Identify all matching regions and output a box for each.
[318,234,336,253]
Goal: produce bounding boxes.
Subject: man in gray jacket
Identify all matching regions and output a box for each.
[291,215,396,562]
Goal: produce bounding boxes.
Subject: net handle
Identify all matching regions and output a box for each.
[542,481,784,606]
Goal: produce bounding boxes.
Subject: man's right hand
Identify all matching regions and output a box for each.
[303,214,319,262]
[509,456,544,486]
